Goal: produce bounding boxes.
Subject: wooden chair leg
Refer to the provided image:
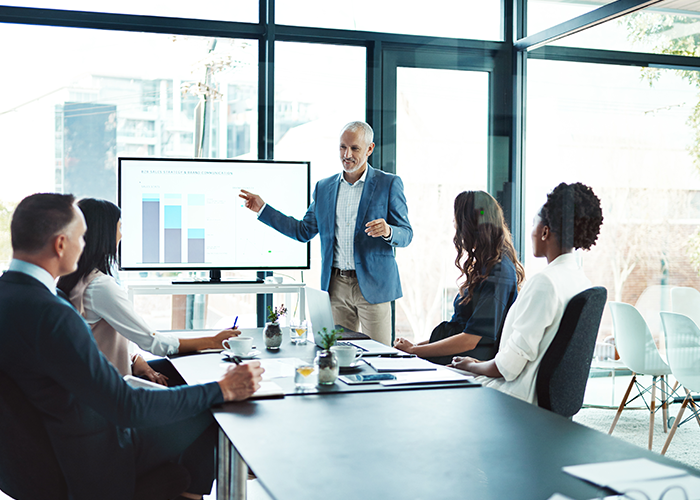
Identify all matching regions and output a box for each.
[661,392,690,455]
[688,393,700,429]
[609,375,636,435]
[649,376,657,450]
[661,375,668,434]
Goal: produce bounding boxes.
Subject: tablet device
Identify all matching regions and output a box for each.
[339,373,397,385]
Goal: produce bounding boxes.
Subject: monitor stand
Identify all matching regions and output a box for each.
[172,269,264,284]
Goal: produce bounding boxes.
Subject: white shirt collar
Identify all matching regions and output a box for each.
[8,258,57,295]
[341,163,369,186]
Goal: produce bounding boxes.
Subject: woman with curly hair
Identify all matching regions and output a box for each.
[451,182,604,404]
[394,191,524,364]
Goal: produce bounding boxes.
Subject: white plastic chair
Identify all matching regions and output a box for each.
[671,287,700,328]
[607,302,675,450]
[658,312,700,455]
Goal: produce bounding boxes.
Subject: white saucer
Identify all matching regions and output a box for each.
[224,349,261,360]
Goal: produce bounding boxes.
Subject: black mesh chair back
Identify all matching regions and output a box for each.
[536,286,607,417]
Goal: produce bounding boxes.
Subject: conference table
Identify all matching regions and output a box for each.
[170,329,700,500]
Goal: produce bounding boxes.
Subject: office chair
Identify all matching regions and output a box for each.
[659,312,700,455]
[671,286,700,328]
[536,286,607,418]
[0,370,190,500]
[607,302,676,450]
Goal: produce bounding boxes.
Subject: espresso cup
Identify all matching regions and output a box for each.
[330,344,363,367]
[222,336,253,356]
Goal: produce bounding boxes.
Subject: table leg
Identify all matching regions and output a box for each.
[217,428,231,499]
[218,428,248,500]
[232,445,248,500]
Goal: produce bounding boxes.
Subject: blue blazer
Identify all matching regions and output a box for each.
[0,271,223,500]
[259,165,412,304]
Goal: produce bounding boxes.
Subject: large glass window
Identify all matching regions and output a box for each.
[394,67,489,342]
[526,59,700,344]
[276,0,502,41]
[529,0,700,54]
[4,1,258,23]
[272,42,366,296]
[0,23,258,327]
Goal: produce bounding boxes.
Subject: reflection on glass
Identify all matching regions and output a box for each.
[277,0,502,41]
[530,0,700,55]
[6,0,258,23]
[394,67,489,342]
[273,41,366,291]
[526,60,700,343]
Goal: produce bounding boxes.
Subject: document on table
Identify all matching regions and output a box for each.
[563,458,700,500]
[365,357,438,372]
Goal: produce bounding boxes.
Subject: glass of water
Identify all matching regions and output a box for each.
[290,319,309,345]
[294,362,316,391]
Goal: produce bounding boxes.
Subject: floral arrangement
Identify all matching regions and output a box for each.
[266,304,287,324]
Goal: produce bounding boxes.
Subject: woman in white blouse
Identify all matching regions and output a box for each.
[450,182,603,404]
[58,198,239,386]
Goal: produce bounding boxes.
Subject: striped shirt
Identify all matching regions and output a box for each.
[332,167,368,270]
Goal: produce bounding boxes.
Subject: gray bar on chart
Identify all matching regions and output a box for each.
[188,239,205,263]
[164,228,181,263]
[142,201,160,263]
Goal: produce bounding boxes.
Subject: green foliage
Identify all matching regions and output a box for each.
[317,327,343,350]
[625,13,700,275]
[266,304,287,323]
[0,200,16,267]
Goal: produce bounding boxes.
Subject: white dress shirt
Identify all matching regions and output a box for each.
[477,253,591,404]
[8,259,56,294]
[80,272,180,356]
[332,167,368,270]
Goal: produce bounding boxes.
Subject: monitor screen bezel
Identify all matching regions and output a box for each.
[117,156,311,272]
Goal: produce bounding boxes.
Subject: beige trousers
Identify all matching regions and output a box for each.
[328,274,392,345]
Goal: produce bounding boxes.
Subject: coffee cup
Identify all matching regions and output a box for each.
[330,344,363,367]
[222,336,253,356]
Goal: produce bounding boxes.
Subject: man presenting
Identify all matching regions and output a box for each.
[0,193,263,500]
[240,121,412,344]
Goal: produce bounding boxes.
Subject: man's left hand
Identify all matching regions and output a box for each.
[365,219,391,238]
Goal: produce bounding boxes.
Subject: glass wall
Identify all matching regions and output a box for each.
[526,59,700,343]
[276,0,503,40]
[0,22,259,328]
[394,67,489,342]
[272,42,366,305]
[3,0,258,23]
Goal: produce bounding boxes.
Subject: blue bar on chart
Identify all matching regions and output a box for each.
[187,194,206,263]
[142,194,160,263]
[164,194,182,263]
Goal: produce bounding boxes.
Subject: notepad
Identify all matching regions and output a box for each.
[365,357,438,372]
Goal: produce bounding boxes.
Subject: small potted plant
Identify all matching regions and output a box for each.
[264,304,287,350]
[315,327,343,385]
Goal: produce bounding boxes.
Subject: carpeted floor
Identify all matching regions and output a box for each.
[574,405,700,471]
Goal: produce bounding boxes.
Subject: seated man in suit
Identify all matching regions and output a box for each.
[0,193,264,500]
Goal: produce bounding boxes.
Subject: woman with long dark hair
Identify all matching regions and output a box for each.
[451,182,604,404]
[394,191,524,364]
[58,198,238,385]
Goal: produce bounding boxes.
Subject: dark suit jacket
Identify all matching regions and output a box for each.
[259,165,413,304]
[0,271,223,500]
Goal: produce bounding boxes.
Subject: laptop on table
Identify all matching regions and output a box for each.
[305,287,410,357]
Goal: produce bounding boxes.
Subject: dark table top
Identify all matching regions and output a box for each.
[212,387,699,500]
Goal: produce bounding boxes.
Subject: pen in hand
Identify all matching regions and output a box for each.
[232,316,238,329]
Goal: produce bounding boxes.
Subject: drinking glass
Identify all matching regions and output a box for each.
[294,362,316,390]
[290,319,309,345]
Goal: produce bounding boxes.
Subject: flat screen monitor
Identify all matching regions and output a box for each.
[118,157,310,273]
